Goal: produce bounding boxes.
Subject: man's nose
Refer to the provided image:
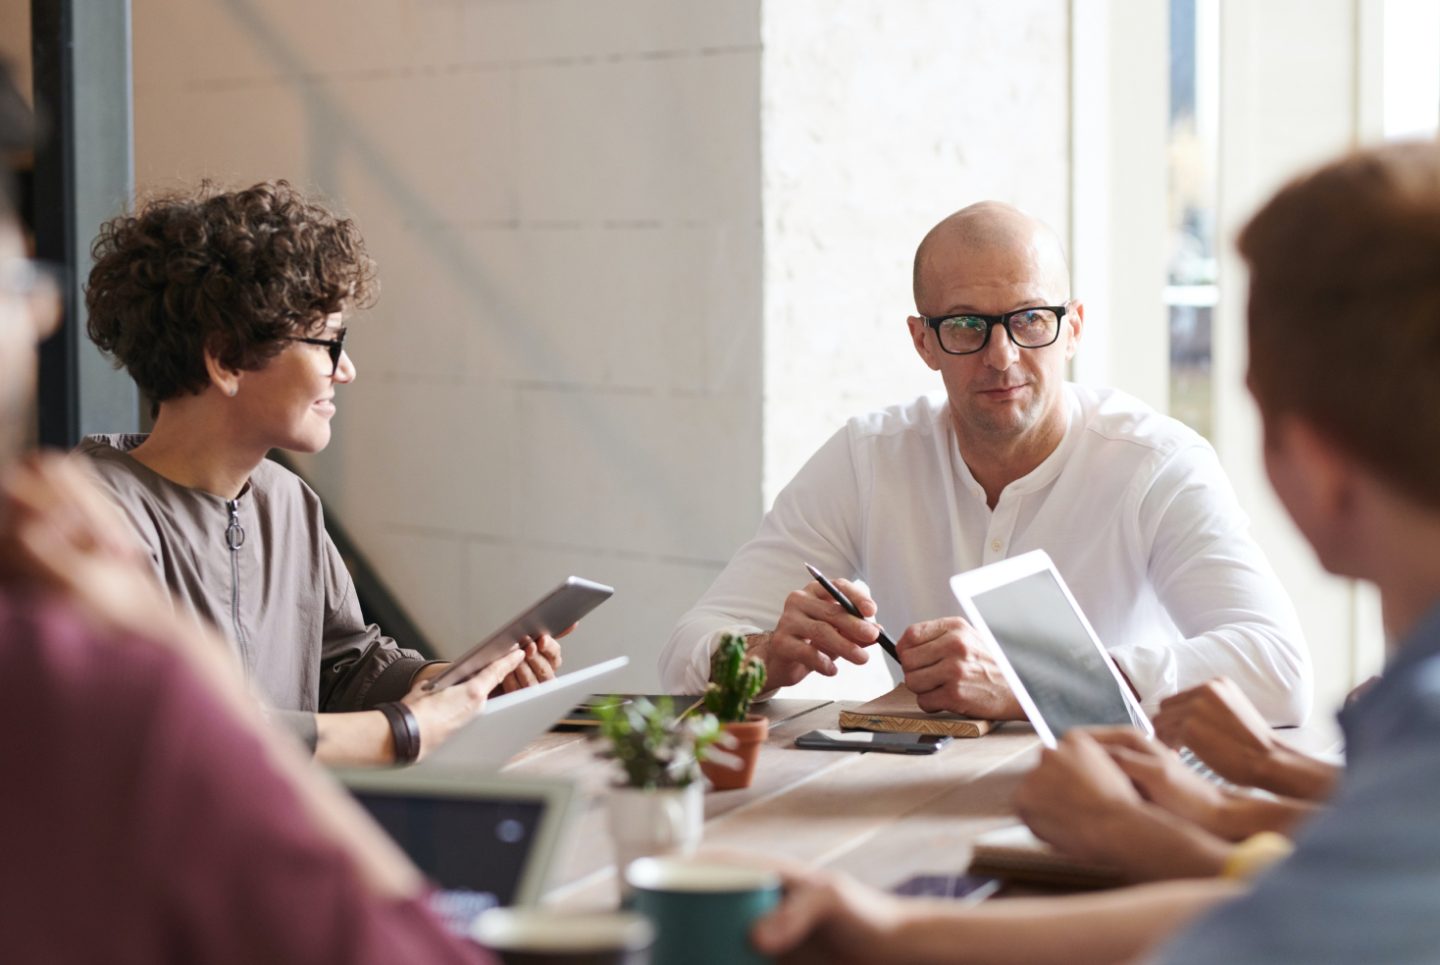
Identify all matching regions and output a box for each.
[983,322,1019,369]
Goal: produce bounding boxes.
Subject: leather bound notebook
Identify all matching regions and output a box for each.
[967,824,1123,889]
[838,684,995,738]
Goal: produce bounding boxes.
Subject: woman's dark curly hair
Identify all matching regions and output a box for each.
[86,180,376,403]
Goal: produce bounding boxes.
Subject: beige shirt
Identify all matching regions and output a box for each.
[78,434,436,751]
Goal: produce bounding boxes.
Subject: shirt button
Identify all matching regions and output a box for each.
[990,539,1002,552]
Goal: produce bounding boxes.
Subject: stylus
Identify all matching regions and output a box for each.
[804,563,901,664]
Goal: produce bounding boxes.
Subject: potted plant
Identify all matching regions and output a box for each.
[594,696,721,879]
[698,633,769,790]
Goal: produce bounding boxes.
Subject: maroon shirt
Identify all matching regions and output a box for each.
[0,589,491,965]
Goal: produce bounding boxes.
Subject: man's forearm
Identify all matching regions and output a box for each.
[886,878,1240,965]
[1100,805,1233,883]
[742,631,782,699]
[1258,744,1341,801]
[1214,790,1319,840]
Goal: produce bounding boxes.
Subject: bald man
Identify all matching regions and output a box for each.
[660,203,1311,724]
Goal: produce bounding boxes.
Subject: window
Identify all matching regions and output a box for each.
[1165,0,1220,439]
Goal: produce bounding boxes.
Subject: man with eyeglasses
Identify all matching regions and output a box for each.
[661,202,1310,725]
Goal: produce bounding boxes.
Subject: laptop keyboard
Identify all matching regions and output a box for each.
[1178,746,1228,786]
[427,889,498,936]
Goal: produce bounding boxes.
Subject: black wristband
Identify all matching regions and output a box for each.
[378,701,422,764]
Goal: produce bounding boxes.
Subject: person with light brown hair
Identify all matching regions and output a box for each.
[749,140,1440,963]
[77,181,557,766]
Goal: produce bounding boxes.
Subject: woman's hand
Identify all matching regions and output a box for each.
[402,647,527,759]
[499,633,564,693]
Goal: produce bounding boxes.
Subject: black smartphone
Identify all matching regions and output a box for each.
[793,729,951,755]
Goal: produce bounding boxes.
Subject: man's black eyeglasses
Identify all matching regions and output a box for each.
[923,305,1068,356]
[286,328,348,377]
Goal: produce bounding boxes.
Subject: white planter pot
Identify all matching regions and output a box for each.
[606,782,705,885]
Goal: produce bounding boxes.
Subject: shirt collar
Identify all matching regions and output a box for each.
[1341,600,1440,737]
[948,384,1080,501]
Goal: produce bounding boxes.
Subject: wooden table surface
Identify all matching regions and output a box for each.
[506,698,1045,910]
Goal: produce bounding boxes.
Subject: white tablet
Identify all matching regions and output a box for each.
[427,576,614,691]
[417,655,629,770]
[949,550,1150,747]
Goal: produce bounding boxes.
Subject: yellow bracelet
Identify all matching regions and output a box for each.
[1222,831,1294,881]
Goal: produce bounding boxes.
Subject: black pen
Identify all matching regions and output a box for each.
[804,563,901,663]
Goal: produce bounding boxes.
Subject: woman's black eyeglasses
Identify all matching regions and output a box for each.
[286,328,348,377]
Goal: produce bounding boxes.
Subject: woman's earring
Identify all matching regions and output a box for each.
[227,386,237,397]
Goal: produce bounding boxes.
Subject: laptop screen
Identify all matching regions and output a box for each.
[970,570,1140,737]
[353,790,547,908]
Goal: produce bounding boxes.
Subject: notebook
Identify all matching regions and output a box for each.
[967,823,1123,889]
[342,769,578,934]
[838,684,994,738]
[415,656,629,770]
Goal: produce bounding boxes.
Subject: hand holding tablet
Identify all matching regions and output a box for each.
[423,576,614,692]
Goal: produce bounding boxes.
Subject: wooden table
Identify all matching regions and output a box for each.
[506,698,1045,909]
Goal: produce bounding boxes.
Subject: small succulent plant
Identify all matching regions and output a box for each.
[593,695,722,789]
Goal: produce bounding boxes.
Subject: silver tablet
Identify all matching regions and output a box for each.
[427,576,614,691]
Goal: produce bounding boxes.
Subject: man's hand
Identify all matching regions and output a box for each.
[1013,730,1145,861]
[1152,678,1281,788]
[750,578,883,690]
[894,617,1024,719]
[402,648,527,760]
[751,865,905,965]
[1085,727,1227,835]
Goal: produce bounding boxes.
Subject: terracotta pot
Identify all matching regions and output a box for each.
[700,714,769,790]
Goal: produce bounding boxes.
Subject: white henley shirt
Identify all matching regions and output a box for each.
[660,384,1312,725]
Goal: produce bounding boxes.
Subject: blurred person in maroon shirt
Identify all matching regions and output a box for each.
[0,64,501,965]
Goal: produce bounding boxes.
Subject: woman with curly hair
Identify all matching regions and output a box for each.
[77,180,558,766]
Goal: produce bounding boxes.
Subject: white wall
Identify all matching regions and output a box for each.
[131,0,764,691]
[760,0,1071,503]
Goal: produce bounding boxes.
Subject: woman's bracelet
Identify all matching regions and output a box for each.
[377,700,422,764]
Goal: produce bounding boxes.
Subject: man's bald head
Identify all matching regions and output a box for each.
[912,202,1070,312]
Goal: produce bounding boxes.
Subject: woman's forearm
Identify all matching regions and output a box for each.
[314,710,394,767]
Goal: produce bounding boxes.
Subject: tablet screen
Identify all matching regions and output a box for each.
[971,570,1139,737]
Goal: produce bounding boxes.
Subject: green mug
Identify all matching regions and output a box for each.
[625,857,781,965]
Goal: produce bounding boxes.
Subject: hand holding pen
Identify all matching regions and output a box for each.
[804,564,901,663]
[744,562,902,691]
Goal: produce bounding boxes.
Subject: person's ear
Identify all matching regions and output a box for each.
[1269,413,1357,531]
[908,315,941,372]
[203,347,242,398]
[1063,300,1084,361]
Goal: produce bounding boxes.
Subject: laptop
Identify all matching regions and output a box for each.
[948,549,1156,746]
[342,768,578,934]
[416,655,629,770]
